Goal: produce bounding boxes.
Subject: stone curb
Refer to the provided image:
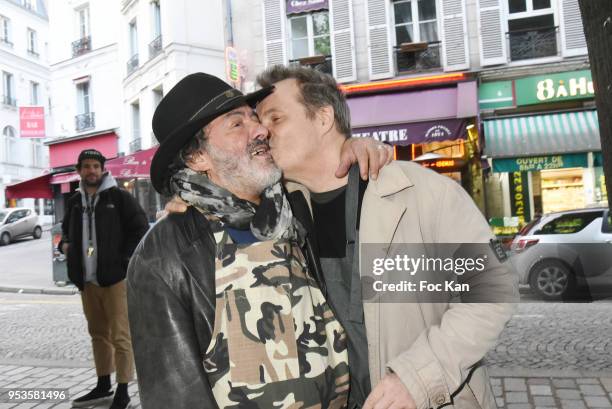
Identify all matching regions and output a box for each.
[0,284,78,295]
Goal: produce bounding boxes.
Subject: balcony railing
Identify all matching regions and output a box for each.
[507,26,558,61]
[75,112,95,132]
[2,95,16,107]
[149,35,162,59]
[72,36,91,57]
[127,54,139,75]
[0,37,13,47]
[129,137,142,153]
[394,41,442,74]
[289,55,332,75]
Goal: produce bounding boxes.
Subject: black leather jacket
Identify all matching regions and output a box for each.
[127,193,325,409]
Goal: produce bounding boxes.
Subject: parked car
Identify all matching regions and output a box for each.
[510,208,612,300]
[0,207,43,245]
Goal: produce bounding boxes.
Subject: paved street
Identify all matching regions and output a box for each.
[0,232,57,290]
[0,292,611,407]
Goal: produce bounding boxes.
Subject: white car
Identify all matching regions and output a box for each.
[510,208,612,300]
[0,207,43,246]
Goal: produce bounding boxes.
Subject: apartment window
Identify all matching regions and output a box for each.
[130,101,141,152]
[76,81,90,114]
[75,80,94,131]
[31,139,44,167]
[3,126,17,163]
[127,19,139,74]
[507,0,557,61]
[149,0,162,58]
[23,0,34,10]
[30,81,39,105]
[27,28,38,57]
[77,6,90,38]
[152,1,161,38]
[2,71,15,107]
[0,16,11,46]
[288,11,330,60]
[392,0,441,73]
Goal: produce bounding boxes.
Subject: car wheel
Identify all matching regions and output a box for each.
[529,260,576,301]
[32,226,42,239]
[0,232,10,246]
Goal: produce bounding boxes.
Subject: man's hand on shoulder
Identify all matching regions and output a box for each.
[363,373,416,409]
[159,196,189,219]
[336,138,393,181]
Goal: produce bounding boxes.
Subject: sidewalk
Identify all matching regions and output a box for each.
[0,285,77,296]
[0,361,611,408]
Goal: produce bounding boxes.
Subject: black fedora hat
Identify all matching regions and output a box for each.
[150,73,273,195]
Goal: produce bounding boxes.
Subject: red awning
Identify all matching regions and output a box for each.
[5,174,53,199]
[105,146,157,179]
[48,131,118,168]
[50,172,80,184]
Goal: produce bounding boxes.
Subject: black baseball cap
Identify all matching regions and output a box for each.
[77,149,106,168]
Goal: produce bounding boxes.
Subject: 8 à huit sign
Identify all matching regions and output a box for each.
[515,70,595,106]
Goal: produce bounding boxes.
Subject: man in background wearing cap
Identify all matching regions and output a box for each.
[125,73,374,408]
[60,149,148,409]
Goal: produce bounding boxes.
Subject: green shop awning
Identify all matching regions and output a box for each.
[484,110,601,158]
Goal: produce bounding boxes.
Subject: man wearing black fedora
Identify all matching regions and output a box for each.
[126,73,388,408]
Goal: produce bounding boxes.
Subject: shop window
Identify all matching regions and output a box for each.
[507,0,557,61]
[392,0,440,73]
[536,211,603,235]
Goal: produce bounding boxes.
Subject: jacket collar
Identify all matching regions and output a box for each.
[368,161,414,197]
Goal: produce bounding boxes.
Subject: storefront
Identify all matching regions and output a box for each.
[344,73,485,211]
[480,69,605,234]
[6,132,165,223]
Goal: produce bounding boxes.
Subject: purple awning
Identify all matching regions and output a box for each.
[352,118,468,146]
[346,81,477,129]
[286,0,328,14]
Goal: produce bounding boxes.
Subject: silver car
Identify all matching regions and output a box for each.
[0,207,43,246]
[510,208,612,300]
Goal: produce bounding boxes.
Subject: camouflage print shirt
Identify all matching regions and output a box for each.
[203,221,350,408]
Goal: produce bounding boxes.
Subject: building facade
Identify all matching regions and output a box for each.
[230,0,602,231]
[0,0,50,217]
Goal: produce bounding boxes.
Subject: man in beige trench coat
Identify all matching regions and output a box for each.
[254,65,519,409]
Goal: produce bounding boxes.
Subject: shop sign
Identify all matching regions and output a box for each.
[478,81,514,110]
[492,153,589,173]
[225,47,240,84]
[286,0,328,14]
[420,158,465,171]
[515,70,594,106]
[352,118,467,146]
[19,106,46,138]
[509,171,531,225]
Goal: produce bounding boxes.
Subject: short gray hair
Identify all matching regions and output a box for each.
[256,65,351,138]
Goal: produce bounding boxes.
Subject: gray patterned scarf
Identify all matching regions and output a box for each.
[170,168,304,243]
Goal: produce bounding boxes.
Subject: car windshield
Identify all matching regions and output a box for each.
[0,211,7,223]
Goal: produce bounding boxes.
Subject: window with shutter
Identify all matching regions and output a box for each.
[478,0,507,66]
[367,0,394,80]
[559,0,587,57]
[330,0,356,83]
[263,0,287,67]
[440,0,469,71]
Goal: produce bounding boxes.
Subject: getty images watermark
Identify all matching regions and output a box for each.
[360,242,519,303]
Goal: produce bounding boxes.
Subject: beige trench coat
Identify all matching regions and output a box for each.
[290,160,518,409]
[359,161,518,409]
